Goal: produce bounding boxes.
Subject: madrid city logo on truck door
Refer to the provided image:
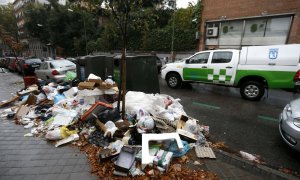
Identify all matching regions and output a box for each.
[269,48,279,59]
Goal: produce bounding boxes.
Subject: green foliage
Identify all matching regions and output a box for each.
[0,5,18,39]
[142,4,198,51]
[175,6,194,28]
[25,3,99,56]
[143,26,196,51]
[24,0,201,56]
[192,0,203,29]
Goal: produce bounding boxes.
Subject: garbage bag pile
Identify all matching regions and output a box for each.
[0,73,217,179]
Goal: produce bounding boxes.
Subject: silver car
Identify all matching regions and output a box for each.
[35,60,76,82]
[279,98,300,152]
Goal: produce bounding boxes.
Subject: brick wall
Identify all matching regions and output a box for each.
[199,0,300,50]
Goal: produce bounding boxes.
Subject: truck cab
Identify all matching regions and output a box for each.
[161,49,240,87]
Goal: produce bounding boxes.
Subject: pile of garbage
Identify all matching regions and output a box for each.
[0,73,217,179]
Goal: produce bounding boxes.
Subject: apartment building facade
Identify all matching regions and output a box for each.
[13,0,55,58]
[199,0,300,50]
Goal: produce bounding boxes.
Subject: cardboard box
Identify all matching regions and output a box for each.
[25,94,37,105]
[17,85,38,96]
[136,145,159,161]
[15,105,30,119]
[88,79,103,87]
[115,146,137,173]
[99,149,119,162]
[78,82,96,90]
[153,150,173,171]
[99,81,118,89]
[176,115,197,142]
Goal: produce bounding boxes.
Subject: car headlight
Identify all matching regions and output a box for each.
[285,104,292,116]
[161,65,167,70]
[294,118,300,128]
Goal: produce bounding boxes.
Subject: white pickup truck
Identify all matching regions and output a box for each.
[161,44,300,101]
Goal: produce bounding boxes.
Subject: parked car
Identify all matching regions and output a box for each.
[66,57,77,63]
[7,57,19,72]
[42,57,54,61]
[35,60,76,82]
[156,57,162,73]
[0,57,6,68]
[279,98,300,152]
[17,58,42,75]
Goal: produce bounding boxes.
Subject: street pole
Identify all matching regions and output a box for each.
[171,0,176,62]
[68,8,88,55]
[83,13,88,55]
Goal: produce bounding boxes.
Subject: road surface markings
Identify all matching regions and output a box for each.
[192,102,220,110]
[257,115,278,122]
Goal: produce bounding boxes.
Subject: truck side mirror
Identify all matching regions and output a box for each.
[185,59,190,64]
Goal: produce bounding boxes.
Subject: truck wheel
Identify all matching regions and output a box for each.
[240,81,265,101]
[166,73,181,88]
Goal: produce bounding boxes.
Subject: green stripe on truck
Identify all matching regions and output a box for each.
[234,70,295,88]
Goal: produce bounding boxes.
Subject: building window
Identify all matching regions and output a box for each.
[219,20,243,48]
[205,15,292,49]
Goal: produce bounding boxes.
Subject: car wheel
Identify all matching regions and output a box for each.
[166,73,181,88]
[240,81,265,101]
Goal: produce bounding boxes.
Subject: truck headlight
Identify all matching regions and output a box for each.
[294,118,300,128]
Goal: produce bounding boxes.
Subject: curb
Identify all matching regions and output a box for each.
[215,149,299,180]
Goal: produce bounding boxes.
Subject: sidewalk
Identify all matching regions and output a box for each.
[0,72,297,180]
[0,117,97,180]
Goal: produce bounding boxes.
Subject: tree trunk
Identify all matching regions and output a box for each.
[121,48,126,119]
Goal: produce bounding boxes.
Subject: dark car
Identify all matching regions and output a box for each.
[0,57,7,68]
[156,57,162,73]
[18,58,42,75]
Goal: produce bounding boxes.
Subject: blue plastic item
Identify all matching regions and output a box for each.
[169,140,190,157]
[53,93,66,104]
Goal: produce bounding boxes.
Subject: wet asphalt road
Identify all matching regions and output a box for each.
[159,76,300,173]
[0,69,24,101]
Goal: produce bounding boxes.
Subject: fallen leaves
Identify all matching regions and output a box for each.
[76,135,218,179]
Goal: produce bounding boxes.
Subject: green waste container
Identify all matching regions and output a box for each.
[113,55,160,94]
[76,55,114,81]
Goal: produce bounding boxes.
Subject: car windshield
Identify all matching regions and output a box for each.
[50,60,75,68]
[25,59,42,63]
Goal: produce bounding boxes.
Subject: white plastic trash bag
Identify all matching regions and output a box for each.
[45,128,62,140]
[124,91,186,121]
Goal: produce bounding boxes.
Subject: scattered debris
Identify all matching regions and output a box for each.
[239,151,263,164]
[193,160,202,165]
[210,142,226,149]
[0,73,217,179]
[195,147,216,159]
[0,95,19,107]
